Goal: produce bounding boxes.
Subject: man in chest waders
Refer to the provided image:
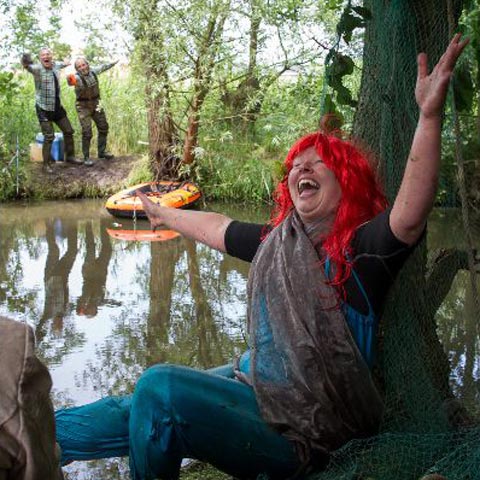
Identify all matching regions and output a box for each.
[68,57,117,166]
[22,48,80,173]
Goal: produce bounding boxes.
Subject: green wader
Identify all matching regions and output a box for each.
[76,100,109,159]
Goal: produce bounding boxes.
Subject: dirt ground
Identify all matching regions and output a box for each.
[26,155,140,199]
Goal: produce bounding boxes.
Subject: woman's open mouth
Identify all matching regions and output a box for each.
[298,179,319,195]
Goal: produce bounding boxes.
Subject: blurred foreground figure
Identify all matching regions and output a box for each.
[0,317,63,480]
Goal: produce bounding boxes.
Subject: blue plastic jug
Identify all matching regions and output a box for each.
[35,132,65,162]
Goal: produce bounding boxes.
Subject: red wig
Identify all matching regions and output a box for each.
[270,131,388,286]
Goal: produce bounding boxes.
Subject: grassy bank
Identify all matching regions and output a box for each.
[180,462,231,480]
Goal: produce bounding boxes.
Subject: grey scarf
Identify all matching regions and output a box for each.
[248,212,383,463]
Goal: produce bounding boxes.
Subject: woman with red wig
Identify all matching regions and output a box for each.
[56,35,468,479]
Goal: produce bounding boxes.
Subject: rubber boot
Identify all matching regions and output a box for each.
[82,138,91,162]
[98,134,113,159]
[42,138,54,173]
[63,133,75,161]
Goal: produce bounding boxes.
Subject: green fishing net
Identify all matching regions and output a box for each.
[309,1,480,479]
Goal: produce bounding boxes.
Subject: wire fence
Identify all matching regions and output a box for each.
[1,136,21,196]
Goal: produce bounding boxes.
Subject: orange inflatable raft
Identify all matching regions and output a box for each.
[106,228,181,242]
[105,181,201,219]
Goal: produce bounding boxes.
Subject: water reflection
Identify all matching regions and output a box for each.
[0,201,479,478]
[436,270,480,414]
[77,218,113,318]
[40,217,78,335]
[0,199,264,407]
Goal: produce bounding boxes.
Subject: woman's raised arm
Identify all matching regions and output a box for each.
[390,33,469,245]
[137,190,232,252]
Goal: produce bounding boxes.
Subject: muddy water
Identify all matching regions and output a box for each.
[0,200,479,479]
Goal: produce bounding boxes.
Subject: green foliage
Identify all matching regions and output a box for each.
[0,73,37,157]
[322,2,369,113]
[190,68,355,202]
[195,144,275,203]
[336,5,368,44]
[0,166,19,201]
[325,0,344,10]
[267,0,302,23]
[1,0,71,65]
[325,52,357,107]
[126,154,153,185]
[453,62,474,111]
[0,71,20,102]
[72,2,128,65]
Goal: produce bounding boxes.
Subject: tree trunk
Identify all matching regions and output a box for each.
[183,85,209,165]
[181,3,230,165]
[145,80,179,179]
[136,0,180,179]
[353,0,465,424]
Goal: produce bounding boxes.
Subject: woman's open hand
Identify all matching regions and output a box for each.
[136,190,164,231]
[415,33,469,119]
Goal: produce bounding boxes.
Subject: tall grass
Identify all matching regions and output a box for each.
[194,138,276,204]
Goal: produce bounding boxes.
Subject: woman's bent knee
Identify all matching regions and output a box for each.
[134,364,188,409]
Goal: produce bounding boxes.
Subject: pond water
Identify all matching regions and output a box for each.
[0,199,479,479]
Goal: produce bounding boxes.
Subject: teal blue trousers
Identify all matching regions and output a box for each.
[55,364,301,479]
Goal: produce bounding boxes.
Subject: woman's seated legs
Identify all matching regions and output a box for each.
[129,364,300,480]
[54,363,234,465]
[56,395,132,464]
[55,363,299,479]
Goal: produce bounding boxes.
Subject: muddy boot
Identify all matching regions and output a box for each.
[63,132,75,161]
[98,134,113,159]
[82,138,91,163]
[66,156,83,165]
[42,140,55,172]
[43,160,54,173]
[42,137,53,164]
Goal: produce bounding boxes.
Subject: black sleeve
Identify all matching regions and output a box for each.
[224,221,266,263]
[346,208,419,316]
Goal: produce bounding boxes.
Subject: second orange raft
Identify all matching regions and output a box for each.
[105,181,201,219]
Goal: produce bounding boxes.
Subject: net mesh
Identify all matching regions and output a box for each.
[308,1,480,479]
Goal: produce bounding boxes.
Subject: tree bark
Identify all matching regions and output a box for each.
[136,0,180,179]
[182,2,230,165]
[144,78,179,179]
[183,84,209,165]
